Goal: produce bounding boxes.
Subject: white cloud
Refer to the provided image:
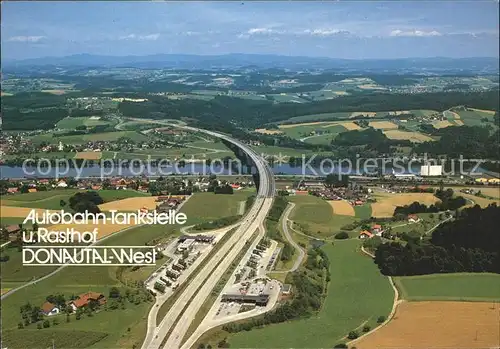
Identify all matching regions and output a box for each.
[247,28,282,35]
[303,29,350,36]
[242,27,350,38]
[7,36,46,43]
[119,33,160,41]
[390,29,442,37]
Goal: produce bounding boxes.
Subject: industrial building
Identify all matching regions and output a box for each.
[221,294,270,306]
[420,165,443,177]
[178,235,215,243]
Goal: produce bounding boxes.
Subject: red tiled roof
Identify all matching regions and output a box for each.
[360,230,374,238]
[5,225,20,233]
[70,292,106,308]
[41,302,57,314]
[372,224,382,229]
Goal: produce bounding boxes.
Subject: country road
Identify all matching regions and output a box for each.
[278,202,305,273]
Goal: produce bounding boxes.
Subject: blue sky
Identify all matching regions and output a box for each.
[2,1,499,60]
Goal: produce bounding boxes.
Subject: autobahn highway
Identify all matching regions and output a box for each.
[141,123,276,349]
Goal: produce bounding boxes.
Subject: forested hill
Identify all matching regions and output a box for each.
[374,204,500,276]
[3,89,499,131]
[118,90,500,129]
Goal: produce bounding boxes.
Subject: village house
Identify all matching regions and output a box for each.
[3,225,21,241]
[6,187,18,194]
[41,302,60,316]
[371,224,383,235]
[68,292,107,311]
[408,214,420,223]
[359,230,374,239]
[57,179,68,188]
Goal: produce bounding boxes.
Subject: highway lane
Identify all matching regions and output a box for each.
[140,123,275,349]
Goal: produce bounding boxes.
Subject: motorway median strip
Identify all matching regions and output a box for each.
[160,228,254,348]
[155,226,238,325]
[180,231,260,346]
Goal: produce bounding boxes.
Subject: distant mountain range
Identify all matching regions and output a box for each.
[3,53,499,73]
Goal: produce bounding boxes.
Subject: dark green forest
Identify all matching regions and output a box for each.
[3,89,499,131]
[375,204,500,276]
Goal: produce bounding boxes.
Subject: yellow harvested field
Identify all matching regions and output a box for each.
[333,91,349,95]
[279,122,330,129]
[449,111,461,119]
[339,122,361,130]
[74,151,103,160]
[477,187,500,199]
[470,108,496,115]
[433,120,454,129]
[349,112,377,118]
[460,193,500,208]
[322,121,361,130]
[1,91,14,96]
[371,193,440,217]
[280,121,361,130]
[98,196,159,211]
[454,119,464,126]
[254,128,283,135]
[355,301,500,349]
[383,130,434,143]
[1,289,10,296]
[369,121,398,130]
[327,200,355,216]
[0,206,59,218]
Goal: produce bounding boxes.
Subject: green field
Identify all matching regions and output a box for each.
[0,223,176,349]
[410,109,439,117]
[180,191,253,220]
[354,204,372,219]
[456,110,496,127]
[1,189,150,211]
[32,131,149,145]
[269,94,308,104]
[387,212,443,236]
[0,191,249,349]
[1,189,81,202]
[56,117,111,129]
[395,273,500,302]
[186,141,232,151]
[252,145,315,157]
[228,240,393,348]
[279,112,352,124]
[288,195,356,238]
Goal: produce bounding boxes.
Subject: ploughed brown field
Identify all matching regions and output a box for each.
[355,301,500,349]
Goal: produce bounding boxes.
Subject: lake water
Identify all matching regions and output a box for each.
[0,162,428,179]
